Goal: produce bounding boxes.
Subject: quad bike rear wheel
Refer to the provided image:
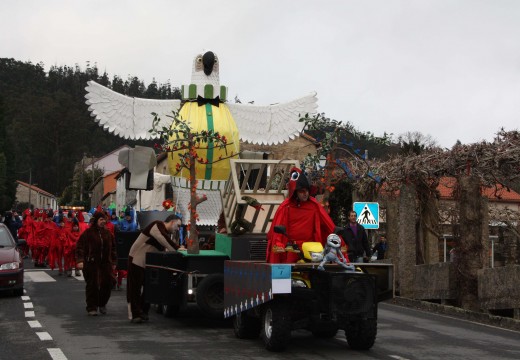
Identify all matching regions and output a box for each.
[261,300,291,352]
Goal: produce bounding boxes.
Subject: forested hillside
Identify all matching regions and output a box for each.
[0,58,181,211]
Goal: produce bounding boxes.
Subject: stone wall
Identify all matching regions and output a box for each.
[414,262,458,300]
[478,265,520,311]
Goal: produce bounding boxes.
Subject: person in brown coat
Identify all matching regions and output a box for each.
[127,214,181,323]
[75,211,117,316]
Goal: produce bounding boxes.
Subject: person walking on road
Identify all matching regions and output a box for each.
[127,214,182,323]
[341,210,371,263]
[75,211,117,316]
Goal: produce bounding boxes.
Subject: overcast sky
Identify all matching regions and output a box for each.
[2,0,520,148]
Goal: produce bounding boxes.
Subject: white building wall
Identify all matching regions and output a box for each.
[86,146,130,176]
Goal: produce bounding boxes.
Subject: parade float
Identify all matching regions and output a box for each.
[84,51,393,352]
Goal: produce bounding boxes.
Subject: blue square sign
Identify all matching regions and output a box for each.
[353,202,380,229]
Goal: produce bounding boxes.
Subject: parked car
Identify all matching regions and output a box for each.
[0,223,25,296]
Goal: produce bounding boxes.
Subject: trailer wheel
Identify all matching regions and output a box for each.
[261,300,291,352]
[233,312,261,339]
[196,274,224,318]
[311,327,338,339]
[162,304,180,318]
[345,319,377,350]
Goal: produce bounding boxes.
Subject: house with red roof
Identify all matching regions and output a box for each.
[15,181,58,210]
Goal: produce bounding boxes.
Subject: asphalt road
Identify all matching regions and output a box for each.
[1,260,520,360]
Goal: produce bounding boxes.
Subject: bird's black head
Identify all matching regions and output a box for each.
[203,51,216,75]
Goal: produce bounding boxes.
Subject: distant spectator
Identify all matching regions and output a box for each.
[449,247,457,262]
[109,211,120,231]
[372,235,388,260]
[3,210,22,241]
[119,210,138,232]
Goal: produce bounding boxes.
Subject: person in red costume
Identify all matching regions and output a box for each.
[18,209,35,258]
[266,167,341,263]
[34,210,57,267]
[64,220,82,276]
[48,217,66,274]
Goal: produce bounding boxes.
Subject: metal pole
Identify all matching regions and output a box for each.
[80,155,84,201]
[444,236,447,262]
[28,168,32,209]
[491,239,494,268]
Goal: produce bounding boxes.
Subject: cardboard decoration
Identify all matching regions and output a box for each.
[85,50,318,182]
[118,146,157,190]
[85,50,318,224]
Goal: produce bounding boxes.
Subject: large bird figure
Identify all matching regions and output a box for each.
[85,50,318,224]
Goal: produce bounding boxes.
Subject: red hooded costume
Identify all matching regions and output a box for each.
[266,168,338,263]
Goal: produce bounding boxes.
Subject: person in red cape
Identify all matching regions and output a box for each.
[48,216,66,274]
[266,167,342,264]
[30,209,44,265]
[18,209,35,258]
[34,210,56,267]
[76,211,89,233]
[104,211,115,236]
[64,219,82,276]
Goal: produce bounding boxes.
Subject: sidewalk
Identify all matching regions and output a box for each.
[390,296,520,332]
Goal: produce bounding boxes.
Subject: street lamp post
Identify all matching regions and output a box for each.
[28,168,32,210]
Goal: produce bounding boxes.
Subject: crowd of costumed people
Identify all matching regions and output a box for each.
[8,206,138,288]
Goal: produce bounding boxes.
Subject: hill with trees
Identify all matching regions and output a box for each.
[0,58,181,211]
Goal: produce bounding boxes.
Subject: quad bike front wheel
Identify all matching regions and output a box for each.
[345,318,377,350]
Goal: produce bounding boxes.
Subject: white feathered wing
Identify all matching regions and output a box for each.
[227,92,318,145]
[85,80,181,140]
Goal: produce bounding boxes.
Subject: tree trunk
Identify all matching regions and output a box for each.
[398,183,417,297]
[420,192,440,264]
[384,198,399,262]
[457,176,487,311]
[187,151,199,255]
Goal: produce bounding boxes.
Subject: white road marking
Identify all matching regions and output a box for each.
[21,285,66,359]
[36,332,53,341]
[390,355,411,360]
[28,320,42,328]
[25,271,56,282]
[48,348,68,360]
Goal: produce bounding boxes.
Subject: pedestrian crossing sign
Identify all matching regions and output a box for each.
[353,202,379,229]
